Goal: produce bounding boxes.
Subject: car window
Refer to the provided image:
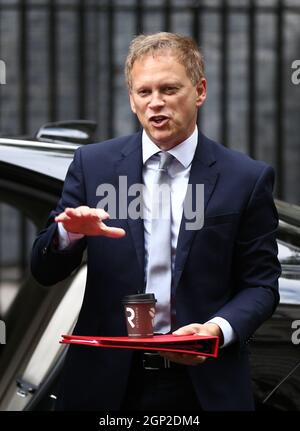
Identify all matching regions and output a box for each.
[0,203,37,318]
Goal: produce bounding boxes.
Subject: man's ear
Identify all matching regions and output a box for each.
[196,78,207,108]
[129,92,137,114]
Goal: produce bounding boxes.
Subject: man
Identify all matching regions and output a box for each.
[31,32,281,411]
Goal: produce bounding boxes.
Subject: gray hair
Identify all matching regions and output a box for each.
[125,32,205,90]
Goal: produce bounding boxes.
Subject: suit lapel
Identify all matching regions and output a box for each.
[173,133,219,290]
[113,132,219,292]
[115,133,145,274]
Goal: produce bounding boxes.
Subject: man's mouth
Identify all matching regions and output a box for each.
[149,115,169,127]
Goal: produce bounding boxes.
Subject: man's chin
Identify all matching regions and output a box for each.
[147,130,177,149]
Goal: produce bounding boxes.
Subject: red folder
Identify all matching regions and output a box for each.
[60,334,219,357]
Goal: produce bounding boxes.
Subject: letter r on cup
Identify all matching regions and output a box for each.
[126,307,135,328]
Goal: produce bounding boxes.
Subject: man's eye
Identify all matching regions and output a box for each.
[138,90,150,97]
[164,87,178,94]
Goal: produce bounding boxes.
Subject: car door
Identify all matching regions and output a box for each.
[0,153,86,411]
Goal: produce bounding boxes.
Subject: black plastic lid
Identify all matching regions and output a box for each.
[122,293,156,303]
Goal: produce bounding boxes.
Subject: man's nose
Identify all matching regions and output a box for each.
[148,92,165,109]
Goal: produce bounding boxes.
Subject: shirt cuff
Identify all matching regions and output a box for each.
[57,222,84,250]
[206,316,237,348]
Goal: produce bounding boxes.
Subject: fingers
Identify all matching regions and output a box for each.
[55,207,109,222]
[100,226,126,238]
[173,323,220,338]
[67,207,110,220]
[54,206,126,237]
[173,323,202,336]
[54,212,72,223]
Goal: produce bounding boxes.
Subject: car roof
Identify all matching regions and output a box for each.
[0,138,78,181]
[1,136,300,240]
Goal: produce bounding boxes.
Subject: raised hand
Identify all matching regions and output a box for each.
[55,206,126,238]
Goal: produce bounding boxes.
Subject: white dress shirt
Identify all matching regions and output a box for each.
[57,127,236,346]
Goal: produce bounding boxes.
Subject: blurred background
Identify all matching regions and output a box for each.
[0,0,300,202]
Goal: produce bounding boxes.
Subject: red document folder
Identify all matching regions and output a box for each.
[60,334,219,357]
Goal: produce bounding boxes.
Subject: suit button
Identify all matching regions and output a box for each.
[42,246,47,255]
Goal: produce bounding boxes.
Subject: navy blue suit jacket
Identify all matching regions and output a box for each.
[31,131,281,410]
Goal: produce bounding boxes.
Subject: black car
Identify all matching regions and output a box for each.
[251,200,300,411]
[0,122,299,411]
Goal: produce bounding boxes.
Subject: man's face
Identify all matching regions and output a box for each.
[129,50,206,150]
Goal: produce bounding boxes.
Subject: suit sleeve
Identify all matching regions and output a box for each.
[31,147,87,286]
[212,165,281,345]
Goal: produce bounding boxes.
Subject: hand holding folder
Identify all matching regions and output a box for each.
[60,334,219,357]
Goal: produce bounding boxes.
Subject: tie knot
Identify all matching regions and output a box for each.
[158,151,174,171]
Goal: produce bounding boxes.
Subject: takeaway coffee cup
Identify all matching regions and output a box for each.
[122,293,156,338]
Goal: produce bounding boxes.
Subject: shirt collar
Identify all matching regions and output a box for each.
[142,126,198,169]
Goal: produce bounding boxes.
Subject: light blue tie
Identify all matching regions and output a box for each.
[146,151,173,333]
